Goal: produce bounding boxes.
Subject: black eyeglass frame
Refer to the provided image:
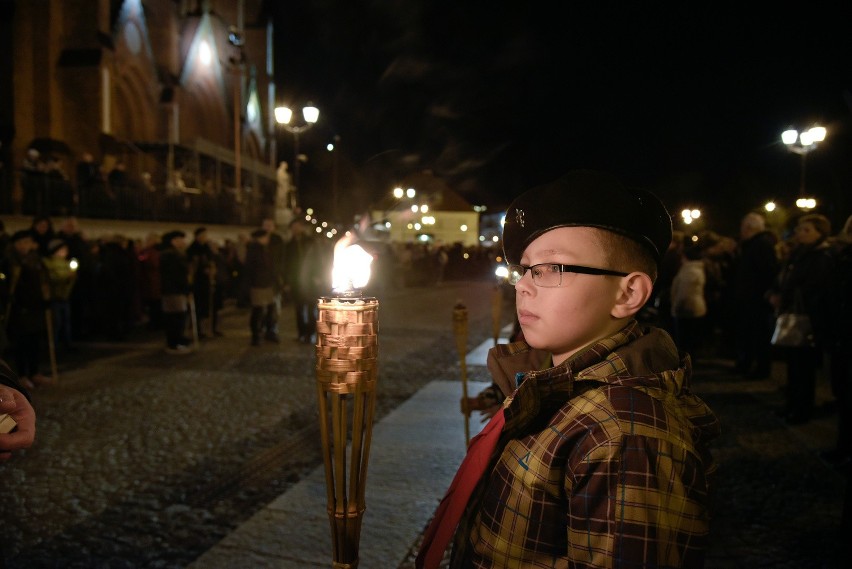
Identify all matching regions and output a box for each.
[507,263,629,287]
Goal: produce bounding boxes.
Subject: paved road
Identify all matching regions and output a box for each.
[2,278,850,568]
[1,280,503,568]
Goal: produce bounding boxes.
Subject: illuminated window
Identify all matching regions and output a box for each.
[199,40,212,66]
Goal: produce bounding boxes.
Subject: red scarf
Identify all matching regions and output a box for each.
[415,409,506,569]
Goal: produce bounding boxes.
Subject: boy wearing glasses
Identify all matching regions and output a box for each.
[418,170,719,569]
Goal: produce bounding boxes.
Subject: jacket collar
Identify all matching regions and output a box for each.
[491,321,689,437]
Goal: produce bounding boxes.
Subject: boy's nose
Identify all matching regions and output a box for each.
[514,271,534,294]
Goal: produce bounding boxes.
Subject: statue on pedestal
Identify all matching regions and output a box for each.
[275,161,294,225]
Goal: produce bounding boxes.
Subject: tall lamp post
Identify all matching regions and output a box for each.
[781,125,826,196]
[275,104,319,210]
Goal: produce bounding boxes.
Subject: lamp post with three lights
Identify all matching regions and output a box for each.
[781,125,826,199]
[275,104,319,210]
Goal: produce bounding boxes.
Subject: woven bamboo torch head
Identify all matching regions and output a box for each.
[315,232,379,568]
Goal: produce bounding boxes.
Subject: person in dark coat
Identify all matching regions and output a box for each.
[208,239,228,336]
[769,213,835,424]
[137,232,162,330]
[824,214,852,467]
[186,227,214,339]
[283,218,327,343]
[57,217,93,340]
[159,231,192,353]
[245,228,277,345]
[261,218,286,302]
[733,211,779,378]
[0,230,52,389]
[96,234,137,340]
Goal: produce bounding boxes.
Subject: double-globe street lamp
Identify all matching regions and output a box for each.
[781,125,826,198]
[275,104,319,210]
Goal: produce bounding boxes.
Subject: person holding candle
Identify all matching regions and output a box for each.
[418,170,719,569]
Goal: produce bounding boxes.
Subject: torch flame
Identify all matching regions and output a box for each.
[331,232,373,293]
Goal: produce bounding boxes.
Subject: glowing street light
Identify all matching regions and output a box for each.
[681,208,701,225]
[782,125,826,196]
[796,197,817,211]
[275,103,320,208]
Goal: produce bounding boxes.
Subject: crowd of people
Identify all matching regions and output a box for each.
[2,170,851,566]
[650,209,852,469]
[0,214,506,375]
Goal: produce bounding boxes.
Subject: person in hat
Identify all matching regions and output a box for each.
[159,230,192,354]
[417,170,719,569]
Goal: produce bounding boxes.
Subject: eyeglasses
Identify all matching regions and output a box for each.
[507,263,629,287]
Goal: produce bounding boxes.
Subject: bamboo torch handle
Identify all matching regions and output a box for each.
[452,302,470,446]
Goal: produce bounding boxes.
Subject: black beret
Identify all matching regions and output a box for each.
[502,170,672,265]
[194,226,207,236]
[251,228,268,238]
[11,229,33,243]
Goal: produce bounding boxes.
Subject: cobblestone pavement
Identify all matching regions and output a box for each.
[3,279,850,568]
[1,280,499,568]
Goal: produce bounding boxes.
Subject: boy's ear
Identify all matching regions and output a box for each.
[611,272,654,319]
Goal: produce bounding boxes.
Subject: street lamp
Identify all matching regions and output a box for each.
[275,104,320,209]
[228,27,246,200]
[781,125,826,196]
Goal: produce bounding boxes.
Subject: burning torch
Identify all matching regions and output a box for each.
[315,231,378,568]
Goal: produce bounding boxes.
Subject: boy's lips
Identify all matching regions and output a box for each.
[517,309,538,324]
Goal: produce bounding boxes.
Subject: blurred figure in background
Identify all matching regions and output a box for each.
[825,215,852,467]
[137,232,163,330]
[187,227,213,339]
[42,238,77,353]
[159,231,192,354]
[769,214,834,425]
[245,228,276,346]
[1,230,51,389]
[670,241,707,361]
[733,212,779,379]
[284,218,325,343]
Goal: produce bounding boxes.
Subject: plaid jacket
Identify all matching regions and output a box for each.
[452,321,719,568]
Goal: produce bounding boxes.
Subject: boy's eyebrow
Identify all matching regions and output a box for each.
[523,248,571,260]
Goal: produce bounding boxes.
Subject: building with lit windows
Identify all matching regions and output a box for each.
[1,0,278,223]
[370,170,480,247]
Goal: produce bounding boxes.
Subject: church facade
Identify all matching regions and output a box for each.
[2,0,278,219]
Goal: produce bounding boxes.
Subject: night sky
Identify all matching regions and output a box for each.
[266,2,852,235]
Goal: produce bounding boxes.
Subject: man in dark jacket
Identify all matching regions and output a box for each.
[284,218,327,343]
[159,230,192,353]
[186,227,214,339]
[245,228,277,345]
[733,211,779,378]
